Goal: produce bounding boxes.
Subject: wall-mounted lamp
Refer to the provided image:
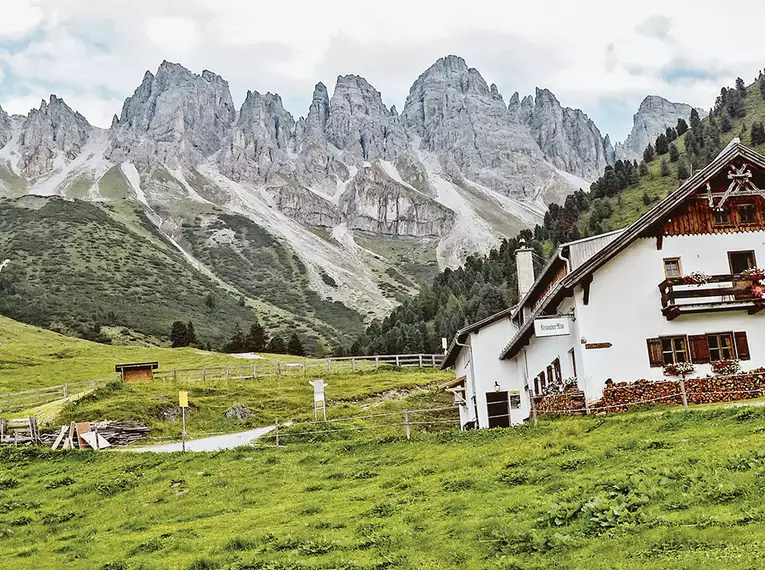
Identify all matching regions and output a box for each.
[581,338,588,345]
[493,381,501,392]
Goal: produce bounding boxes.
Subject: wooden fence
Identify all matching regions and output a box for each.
[153,354,444,383]
[0,354,444,412]
[0,377,119,413]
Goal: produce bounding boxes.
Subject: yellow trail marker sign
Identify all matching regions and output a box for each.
[179,391,189,408]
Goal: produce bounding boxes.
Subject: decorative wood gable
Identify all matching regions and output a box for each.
[645,156,765,240]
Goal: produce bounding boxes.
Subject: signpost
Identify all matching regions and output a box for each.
[309,379,327,421]
[585,342,612,350]
[179,391,188,452]
[533,317,571,338]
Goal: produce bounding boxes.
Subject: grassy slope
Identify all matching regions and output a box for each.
[0,315,300,393]
[590,82,765,233]
[56,368,453,438]
[3,407,765,568]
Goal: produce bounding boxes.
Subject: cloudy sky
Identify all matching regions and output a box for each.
[1,0,763,141]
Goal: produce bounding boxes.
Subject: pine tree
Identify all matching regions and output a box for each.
[669,143,680,162]
[736,77,747,96]
[245,320,268,352]
[660,158,670,177]
[655,134,669,155]
[666,127,678,142]
[720,114,733,133]
[225,324,246,353]
[676,118,689,136]
[760,75,765,99]
[643,144,655,163]
[266,335,287,354]
[677,158,689,180]
[639,161,649,176]
[170,321,188,348]
[642,192,651,206]
[205,293,216,310]
[751,122,765,146]
[287,333,306,357]
[185,322,198,347]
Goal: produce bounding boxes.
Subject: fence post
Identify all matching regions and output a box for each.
[202,368,207,382]
[225,367,230,381]
[275,418,280,447]
[327,358,332,373]
[531,394,538,427]
[277,362,282,377]
[679,377,689,411]
[173,369,177,382]
[63,384,68,398]
[352,358,356,371]
[375,356,379,370]
[395,355,400,367]
[431,354,436,367]
[404,410,411,440]
[303,363,307,377]
[253,365,257,379]
[91,379,97,390]
[418,354,423,367]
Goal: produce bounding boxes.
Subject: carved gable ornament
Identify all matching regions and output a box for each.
[707,162,765,210]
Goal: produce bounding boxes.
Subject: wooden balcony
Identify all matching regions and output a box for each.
[659,274,765,320]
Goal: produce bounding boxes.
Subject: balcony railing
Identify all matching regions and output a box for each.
[659,274,764,320]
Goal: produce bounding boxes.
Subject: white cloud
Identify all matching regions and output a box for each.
[0,1,44,37]
[0,0,764,140]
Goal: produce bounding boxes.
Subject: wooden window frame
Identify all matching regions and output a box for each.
[737,203,758,226]
[713,208,733,227]
[663,257,682,279]
[660,335,689,365]
[728,250,757,275]
[706,332,736,362]
[509,393,522,410]
[568,348,577,377]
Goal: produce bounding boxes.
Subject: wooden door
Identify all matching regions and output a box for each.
[486,392,510,428]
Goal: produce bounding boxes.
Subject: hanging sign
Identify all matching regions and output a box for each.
[178,391,189,408]
[534,317,570,338]
[585,343,612,350]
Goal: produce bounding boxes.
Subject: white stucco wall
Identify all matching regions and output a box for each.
[452,317,529,427]
[574,231,765,400]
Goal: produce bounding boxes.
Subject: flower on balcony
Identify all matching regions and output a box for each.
[753,283,765,299]
[682,272,712,285]
[742,267,765,282]
[711,359,742,375]
[563,376,579,389]
[664,361,695,376]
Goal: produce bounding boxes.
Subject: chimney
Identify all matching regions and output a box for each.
[516,240,535,300]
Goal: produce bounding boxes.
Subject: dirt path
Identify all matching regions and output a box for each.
[129,425,276,453]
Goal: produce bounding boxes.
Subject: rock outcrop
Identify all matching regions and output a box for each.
[270,184,341,228]
[338,164,453,237]
[518,88,614,180]
[616,96,703,161]
[108,61,236,168]
[0,105,10,149]
[18,95,91,178]
[402,55,550,198]
[218,90,296,182]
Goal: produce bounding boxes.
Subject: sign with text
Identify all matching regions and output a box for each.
[534,317,570,338]
[585,343,613,350]
[178,391,189,408]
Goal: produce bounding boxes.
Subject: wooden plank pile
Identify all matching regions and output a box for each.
[43,421,150,449]
[0,417,42,445]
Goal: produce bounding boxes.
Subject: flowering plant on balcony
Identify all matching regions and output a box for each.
[752,283,765,299]
[711,359,741,375]
[663,361,694,376]
[741,267,765,282]
[563,376,579,389]
[682,272,712,285]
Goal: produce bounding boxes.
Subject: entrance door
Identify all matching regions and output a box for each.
[486,391,510,428]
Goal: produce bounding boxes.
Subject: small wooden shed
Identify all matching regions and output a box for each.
[116,362,158,383]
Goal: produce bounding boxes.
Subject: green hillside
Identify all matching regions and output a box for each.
[0,196,366,350]
[0,314,300,393]
[4,405,765,568]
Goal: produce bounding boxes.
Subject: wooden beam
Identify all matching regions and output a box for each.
[583,276,592,306]
[656,228,664,251]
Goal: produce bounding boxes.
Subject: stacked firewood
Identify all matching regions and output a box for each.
[40,421,150,447]
[534,390,586,414]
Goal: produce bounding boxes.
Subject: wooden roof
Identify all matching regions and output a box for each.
[115,362,159,372]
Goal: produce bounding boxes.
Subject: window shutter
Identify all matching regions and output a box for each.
[688,334,710,364]
[735,332,751,360]
[646,338,663,367]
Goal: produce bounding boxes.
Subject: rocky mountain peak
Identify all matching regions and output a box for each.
[303,82,331,137]
[615,95,701,161]
[324,74,406,161]
[517,87,613,180]
[18,95,92,178]
[108,61,236,168]
[217,88,296,182]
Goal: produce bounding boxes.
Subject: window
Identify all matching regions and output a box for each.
[553,358,562,383]
[713,209,732,226]
[707,333,735,361]
[729,250,757,274]
[738,203,757,225]
[663,258,682,278]
[547,365,554,384]
[661,336,688,365]
[568,348,577,377]
[649,331,751,367]
[538,371,546,390]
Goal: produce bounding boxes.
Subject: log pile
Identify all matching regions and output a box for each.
[534,390,586,415]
